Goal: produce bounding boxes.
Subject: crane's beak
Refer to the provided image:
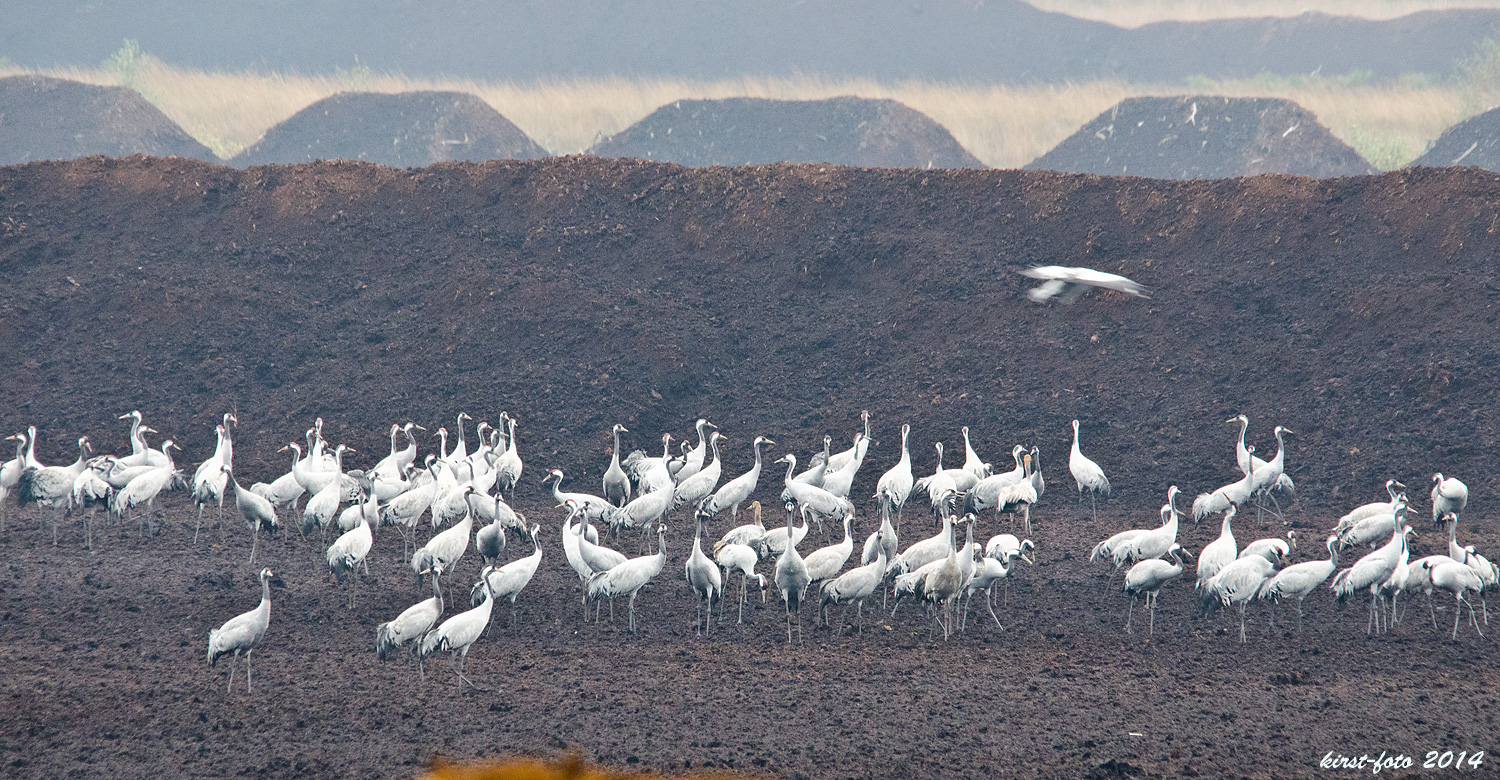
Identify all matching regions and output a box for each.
[763,438,776,445]
[118,413,132,420]
[1020,553,1035,565]
[1283,428,1297,436]
[1224,417,1238,424]
[620,426,629,433]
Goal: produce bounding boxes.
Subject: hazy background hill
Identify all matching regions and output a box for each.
[4,0,1499,83]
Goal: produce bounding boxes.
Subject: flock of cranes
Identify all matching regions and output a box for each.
[1093,418,1496,643]
[3,408,1497,694]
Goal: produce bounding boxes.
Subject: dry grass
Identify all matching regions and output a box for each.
[0,60,1475,170]
[1033,0,1500,26]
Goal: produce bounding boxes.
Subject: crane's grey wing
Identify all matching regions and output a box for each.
[1075,271,1150,299]
[1018,265,1073,281]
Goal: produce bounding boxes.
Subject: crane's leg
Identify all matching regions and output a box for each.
[1454,596,1463,640]
[246,650,253,693]
[1023,504,1032,536]
[1238,601,1247,643]
[628,592,638,634]
[226,651,238,695]
[194,503,205,543]
[250,522,260,565]
[1126,594,1135,634]
[986,585,1003,630]
[1471,599,1485,638]
[1090,492,1097,521]
[217,496,226,542]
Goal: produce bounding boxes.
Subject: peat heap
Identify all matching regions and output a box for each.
[590,96,983,169]
[0,75,218,165]
[1026,95,1374,179]
[233,91,548,168]
[1409,106,1500,171]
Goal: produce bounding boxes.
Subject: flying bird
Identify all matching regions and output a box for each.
[1019,266,1150,304]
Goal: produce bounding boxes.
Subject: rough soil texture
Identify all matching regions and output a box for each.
[0,75,218,165]
[5,2,1499,84]
[232,92,549,168]
[1026,96,1376,179]
[1410,106,1500,172]
[589,97,984,169]
[2,156,1500,780]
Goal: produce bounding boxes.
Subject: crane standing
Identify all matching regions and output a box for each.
[874,424,915,527]
[377,575,443,680]
[420,571,497,692]
[224,465,277,565]
[207,568,273,694]
[586,523,668,633]
[685,514,723,635]
[1069,420,1111,519]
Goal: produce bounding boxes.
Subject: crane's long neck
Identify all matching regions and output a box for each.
[752,439,763,470]
[11,435,24,464]
[934,442,944,473]
[333,446,346,476]
[456,415,467,450]
[259,575,271,611]
[842,513,852,543]
[549,476,566,503]
[941,514,953,548]
[128,416,144,455]
[1071,425,1081,455]
[782,457,797,485]
[708,433,721,465]
[1236,418,1249,460]
[507,419,518,453]
[68,439,89,471]
[898,428,910,466]
[611,428,623,466]
[438,430,449,461]
[696,422,709,449]
[25,431,38,467]
[389,427,401,457]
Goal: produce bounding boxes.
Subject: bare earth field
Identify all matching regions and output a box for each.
[2,156,1499,779]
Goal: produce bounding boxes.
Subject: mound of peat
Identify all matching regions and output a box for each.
[232,91,549,168]
[1409,105,1500,172]
[1027,96,1375,179]
[1,156,1499,780]
[0,75,218,165]
[590,97,983,169]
